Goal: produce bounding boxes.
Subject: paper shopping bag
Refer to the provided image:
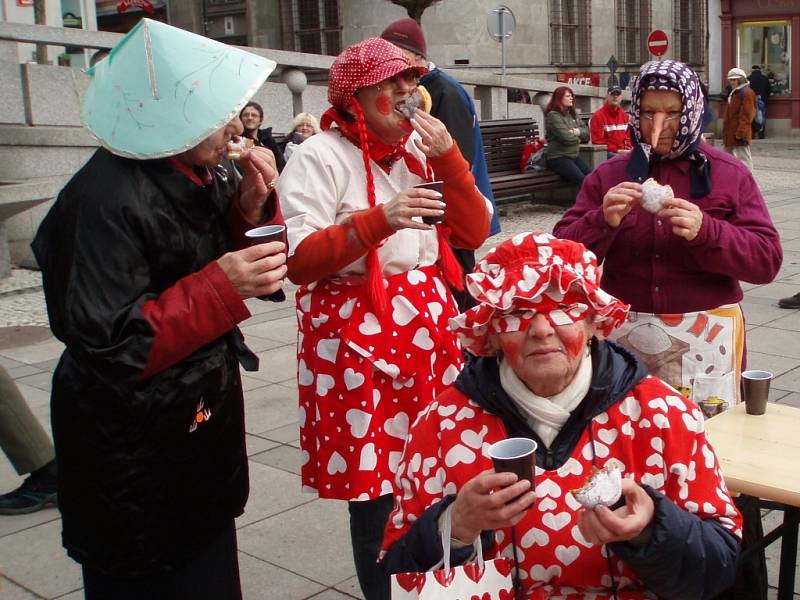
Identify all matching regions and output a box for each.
[391,557,517,599]
[391,506,519,599]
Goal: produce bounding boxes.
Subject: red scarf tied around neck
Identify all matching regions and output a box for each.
[320,104,463,313]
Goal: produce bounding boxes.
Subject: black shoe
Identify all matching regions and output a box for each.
[778,292,800,309]
[0,473,58,515]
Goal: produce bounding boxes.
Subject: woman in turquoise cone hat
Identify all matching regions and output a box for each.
[31,19,285,599]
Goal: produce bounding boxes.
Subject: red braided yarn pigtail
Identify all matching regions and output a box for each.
[436,226,464,291]
[351,99,389,313]
[428,163,463,290]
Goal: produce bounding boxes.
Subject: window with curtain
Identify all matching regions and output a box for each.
[549,0,592,65]
[616,0,651,65]
[673,0,705,66]
[279,0,341,56]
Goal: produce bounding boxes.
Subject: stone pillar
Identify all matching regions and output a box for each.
[0,41,26,125]
[474,85,507,120]
[282,68,307,117]
[0,223,10,279]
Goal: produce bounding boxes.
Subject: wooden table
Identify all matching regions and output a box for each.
[706,402,800,599]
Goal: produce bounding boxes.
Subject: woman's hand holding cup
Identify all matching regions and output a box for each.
[383,187,446,231]
[217,243,287,300]
[450,468,536,544]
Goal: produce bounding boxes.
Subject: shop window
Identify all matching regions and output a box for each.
[279,0,341,56]
[616,0,651,65]
[673,0,705,66]
[549,0,592,65]
[737,21,791,97]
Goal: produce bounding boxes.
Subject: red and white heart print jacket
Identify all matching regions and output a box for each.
[382,359,742,599]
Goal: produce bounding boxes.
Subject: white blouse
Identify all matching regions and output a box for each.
[277,129,441,277]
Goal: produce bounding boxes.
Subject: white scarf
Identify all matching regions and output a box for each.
[498,348,592,448]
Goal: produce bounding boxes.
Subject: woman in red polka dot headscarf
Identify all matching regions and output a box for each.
[276,37,492,599]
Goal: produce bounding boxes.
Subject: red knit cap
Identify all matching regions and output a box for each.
[381,18,427,59]
[327,37,427,111]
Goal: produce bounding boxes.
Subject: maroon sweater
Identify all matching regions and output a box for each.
[554,143,782,314]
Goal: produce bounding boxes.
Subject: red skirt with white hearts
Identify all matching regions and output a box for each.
[296,265,463,501]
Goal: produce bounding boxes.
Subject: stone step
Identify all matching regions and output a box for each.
[0,177,61,221]
[0,124,97,181]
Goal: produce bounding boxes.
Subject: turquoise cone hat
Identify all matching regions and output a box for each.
[82,19,276,159]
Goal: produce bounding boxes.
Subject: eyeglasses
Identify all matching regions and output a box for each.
[640,111,682,122]
[384,71,419,87]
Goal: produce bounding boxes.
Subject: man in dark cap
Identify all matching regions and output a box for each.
[748,65,770,139]
[589,85,632,158]
[381,17,500,311]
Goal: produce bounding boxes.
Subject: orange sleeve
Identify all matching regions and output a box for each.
[428,143,489,250]
[286,206,395,285]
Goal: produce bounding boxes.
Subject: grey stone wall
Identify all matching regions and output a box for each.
[340,0,700,81]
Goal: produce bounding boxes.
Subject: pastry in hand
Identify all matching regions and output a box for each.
[640,177,674,214]
[570,459,624,509]
[397,88,429,119]
[226,137,255,160]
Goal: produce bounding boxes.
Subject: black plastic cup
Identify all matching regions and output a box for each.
[244,225,286,301]
[488,437,537,491]
[413,181,445,224]
[742,369,773,416]
[245,224,286,246]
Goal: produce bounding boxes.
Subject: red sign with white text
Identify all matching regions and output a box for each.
[117,0,155,13]
[556,72,601,87]
[647,30,669,57]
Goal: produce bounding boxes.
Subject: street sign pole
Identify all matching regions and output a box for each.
[606,55,619,89]
[499,9,506,75]
[487,6,515,76]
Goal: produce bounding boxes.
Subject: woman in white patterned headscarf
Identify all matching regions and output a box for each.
[555,59,781,412]
[555,58,781,600]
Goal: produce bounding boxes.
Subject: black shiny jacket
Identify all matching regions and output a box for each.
[32,148,250,577]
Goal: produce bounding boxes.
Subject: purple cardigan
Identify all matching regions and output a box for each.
[553,143,782,314]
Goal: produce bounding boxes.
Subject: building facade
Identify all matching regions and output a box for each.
[166,0,708,88]
[711,0,799,135]
[340,0,706,85]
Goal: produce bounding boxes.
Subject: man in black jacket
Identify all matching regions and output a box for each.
[748,65,771,139]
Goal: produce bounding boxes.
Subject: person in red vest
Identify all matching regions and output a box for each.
[590,85,632,158]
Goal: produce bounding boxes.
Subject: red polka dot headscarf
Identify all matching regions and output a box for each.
[450,232,630,356]
[327,37,427,111]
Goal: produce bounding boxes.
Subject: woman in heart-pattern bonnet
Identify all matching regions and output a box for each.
[381,232,742,599]
[276,37,491,599]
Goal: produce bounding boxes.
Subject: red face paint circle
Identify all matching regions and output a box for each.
[559,326,587,360]
[375,94,392,116]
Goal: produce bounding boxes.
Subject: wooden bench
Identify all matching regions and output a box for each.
[479,118,566,202]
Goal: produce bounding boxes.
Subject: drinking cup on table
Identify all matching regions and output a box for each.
[413,181,445,224]
[488,437,537,490]
[244,225,286,301]
[741,370,773,415]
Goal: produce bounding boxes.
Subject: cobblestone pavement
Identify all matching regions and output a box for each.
[0,139,798,598]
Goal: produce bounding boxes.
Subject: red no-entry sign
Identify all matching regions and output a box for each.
[647,30,669,57]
